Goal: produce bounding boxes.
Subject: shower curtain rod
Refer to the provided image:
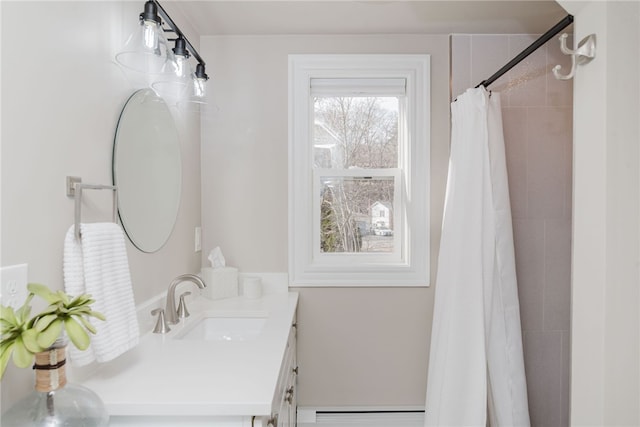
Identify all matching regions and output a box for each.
[475,14,574,88]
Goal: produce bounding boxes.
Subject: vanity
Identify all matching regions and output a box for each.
[100,89,300,425]
[75,292,298,427]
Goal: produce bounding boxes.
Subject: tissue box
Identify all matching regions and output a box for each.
[201,267,239,300]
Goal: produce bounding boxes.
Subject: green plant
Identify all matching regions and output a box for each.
[0,283,105,379]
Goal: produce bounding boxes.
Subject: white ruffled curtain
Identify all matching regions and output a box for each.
[425,87,530,426]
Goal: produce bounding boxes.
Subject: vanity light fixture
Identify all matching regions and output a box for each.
[116,0,210,101]
[115,1,174,75]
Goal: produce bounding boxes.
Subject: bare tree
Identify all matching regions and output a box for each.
[320,184,361,252]
[315,97,398,252]
[315,97,397,169]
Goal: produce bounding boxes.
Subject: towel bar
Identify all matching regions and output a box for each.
[66,176,118,240]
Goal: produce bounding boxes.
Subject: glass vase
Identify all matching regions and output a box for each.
[1,342,109,426]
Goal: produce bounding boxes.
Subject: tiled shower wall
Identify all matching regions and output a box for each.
[451,35,573,426]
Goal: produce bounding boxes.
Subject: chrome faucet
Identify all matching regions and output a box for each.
[165,273,206,325]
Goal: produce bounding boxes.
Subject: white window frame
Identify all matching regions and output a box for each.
[288,54,430,286]
[312,168,403,265]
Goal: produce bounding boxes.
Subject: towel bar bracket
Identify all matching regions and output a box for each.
[66,176,82,197]
[66,176,118,240]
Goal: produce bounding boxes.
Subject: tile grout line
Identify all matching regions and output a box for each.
[542,219,547,331]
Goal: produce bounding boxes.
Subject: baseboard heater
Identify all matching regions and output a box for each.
[297,408,425,426]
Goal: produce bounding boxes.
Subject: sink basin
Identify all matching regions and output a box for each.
[176,316,267,341]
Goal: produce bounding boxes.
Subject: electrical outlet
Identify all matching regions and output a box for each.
[1,264,29,310]
[195,226,202,252]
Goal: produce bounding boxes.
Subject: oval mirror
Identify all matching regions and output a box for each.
[113,89,182,253]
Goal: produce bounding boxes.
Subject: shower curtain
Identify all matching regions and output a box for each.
[425,87,530,426]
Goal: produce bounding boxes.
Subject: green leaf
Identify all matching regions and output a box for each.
[27,283,59,304]
[37,304,60,316]
[87,310,106,321]
[21,328,44,353]
[64,318,90,350]
[0,306,17,326]
[15,304,32,324]
[12,336,33,369]
[33,314,58,332]
[69,294,94,308]
[14,294,34,323]
[0,341,15,379]
[73,315,97,335]
[0,339,14,355]
[36,319,63,349]
[67,305,91,314]
[0,319,16,335]
[0,333,20,349]
[56,290,70,306]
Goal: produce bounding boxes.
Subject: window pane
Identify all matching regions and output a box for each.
[319,176,395,253]
[313,97,399,169]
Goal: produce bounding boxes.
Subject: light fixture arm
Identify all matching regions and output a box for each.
[152,0,207,70]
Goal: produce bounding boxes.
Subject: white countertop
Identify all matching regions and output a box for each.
[76,292,298,417]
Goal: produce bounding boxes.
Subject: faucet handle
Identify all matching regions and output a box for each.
[177,291,192,319]
[151,308,171,334]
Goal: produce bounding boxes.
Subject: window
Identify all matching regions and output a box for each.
[289,55,430,286]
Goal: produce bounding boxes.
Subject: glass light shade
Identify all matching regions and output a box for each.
[115,19,177,75]
[151,79,188,104]
[142,20,159,50]
[174,54,190,79]
[176,63,214,115]
[175,75,209,112]
[151,54,191,104]
[193,77,207,98]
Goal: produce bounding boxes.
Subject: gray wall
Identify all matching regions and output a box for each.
[0,1,201,410]
[200,34,450,406]
[0,1,579,418]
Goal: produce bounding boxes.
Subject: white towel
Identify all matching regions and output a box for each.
[63,223,139,366]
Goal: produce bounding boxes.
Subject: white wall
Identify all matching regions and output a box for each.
[557,1,640,425]
[0,1,201,410]
[200,34,449,406]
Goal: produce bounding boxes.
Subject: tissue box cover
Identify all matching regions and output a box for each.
[201,267,239,300]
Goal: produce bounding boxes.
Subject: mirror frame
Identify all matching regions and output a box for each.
[112,89,182,253]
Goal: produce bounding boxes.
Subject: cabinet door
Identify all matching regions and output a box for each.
[287,368,297,424]
[288,378,297,426]
[283,322,298,426]
[277,395,289,427]
[290,321,298,426]
[274,320,297,427]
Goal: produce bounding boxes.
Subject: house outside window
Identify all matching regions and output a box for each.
[289,54,430,286]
